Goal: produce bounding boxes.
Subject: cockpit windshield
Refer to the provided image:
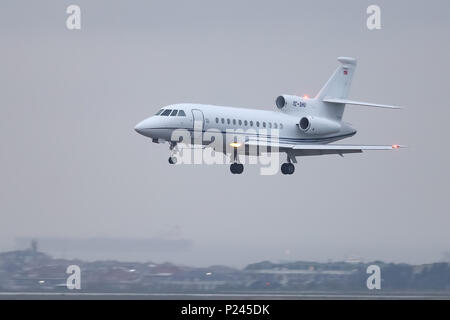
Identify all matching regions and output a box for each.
[156,108,187,117]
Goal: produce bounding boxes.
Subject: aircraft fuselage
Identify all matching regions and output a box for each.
[134,103,357,145]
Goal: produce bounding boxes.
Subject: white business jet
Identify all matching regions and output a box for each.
[135,57,403,175]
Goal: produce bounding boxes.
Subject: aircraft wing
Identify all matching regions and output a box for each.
[290,144,402,156]
[244,138,404,156]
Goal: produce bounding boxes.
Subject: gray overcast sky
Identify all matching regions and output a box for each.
[0,0,449,267]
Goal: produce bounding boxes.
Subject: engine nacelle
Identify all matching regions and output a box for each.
[276,95,306,110]
[298,116,341,135]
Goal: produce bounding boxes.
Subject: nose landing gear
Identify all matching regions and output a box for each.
[168,142,178,165]
[168,156,177,164]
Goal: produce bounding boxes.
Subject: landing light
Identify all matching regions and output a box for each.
[303,94,309,99]
[230,142,241,148]
[392,144,400,149]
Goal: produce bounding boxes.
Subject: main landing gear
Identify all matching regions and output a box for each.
[230,163,244,174]
[230,141,244,174]
[281,163,295,175]
[281,153,296,175]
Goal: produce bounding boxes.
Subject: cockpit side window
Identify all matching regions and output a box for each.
[161,109,172,116]
[178,110,186,117]
[155,109,164,115]
[170,109,178,116]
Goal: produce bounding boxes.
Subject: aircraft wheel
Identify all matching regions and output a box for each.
[281,163,288,175]
[168,156,177,165]
[230,163,244,174]
[281,163,295,175]
[287,163,295,174]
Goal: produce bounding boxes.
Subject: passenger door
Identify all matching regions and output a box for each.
[191,109,204,147]
[191,109,204,132]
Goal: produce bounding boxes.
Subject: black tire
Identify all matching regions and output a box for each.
[281,163,289,175]
[168,156,177,165]
[288,163,295,175]
[230,163,243,174]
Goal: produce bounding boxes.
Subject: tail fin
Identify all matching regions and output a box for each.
[314,58,401,121]
[316,57,357,100]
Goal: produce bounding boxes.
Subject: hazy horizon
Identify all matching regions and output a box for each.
[1,0,449,268]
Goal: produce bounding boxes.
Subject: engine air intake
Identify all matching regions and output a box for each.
[276,96,286,109]
[299,117,310,130]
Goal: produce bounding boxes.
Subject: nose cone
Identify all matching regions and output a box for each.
[134,120,147,135]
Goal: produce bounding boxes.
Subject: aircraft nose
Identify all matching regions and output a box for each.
[134,120,147,135]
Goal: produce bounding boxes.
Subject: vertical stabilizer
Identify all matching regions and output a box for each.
[316,57,357,100]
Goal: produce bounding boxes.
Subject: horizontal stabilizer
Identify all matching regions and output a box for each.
[323,97,402,109]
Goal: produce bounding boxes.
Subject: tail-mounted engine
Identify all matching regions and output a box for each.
[276,95,307,110]
[298,116,341,135]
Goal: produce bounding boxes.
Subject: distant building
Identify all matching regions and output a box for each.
[30,239,38,253]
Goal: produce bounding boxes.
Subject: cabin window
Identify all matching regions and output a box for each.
[215,117,219,123]
[274,123,278,129]
[256,121,260,127]
[250,121,253,127]
[161,109,172,116]
[233,119,236,125]
[238,120,242,126]
[221,118,225,124]
[268,122,272,128]
[263,122,266,128]
[280,123,283,129]
[244,120,248,126]
[170,109,178,116]
[227,119,230,125]
[205,118,210,124]
[155,109,164,115]
[178,110,186,117]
